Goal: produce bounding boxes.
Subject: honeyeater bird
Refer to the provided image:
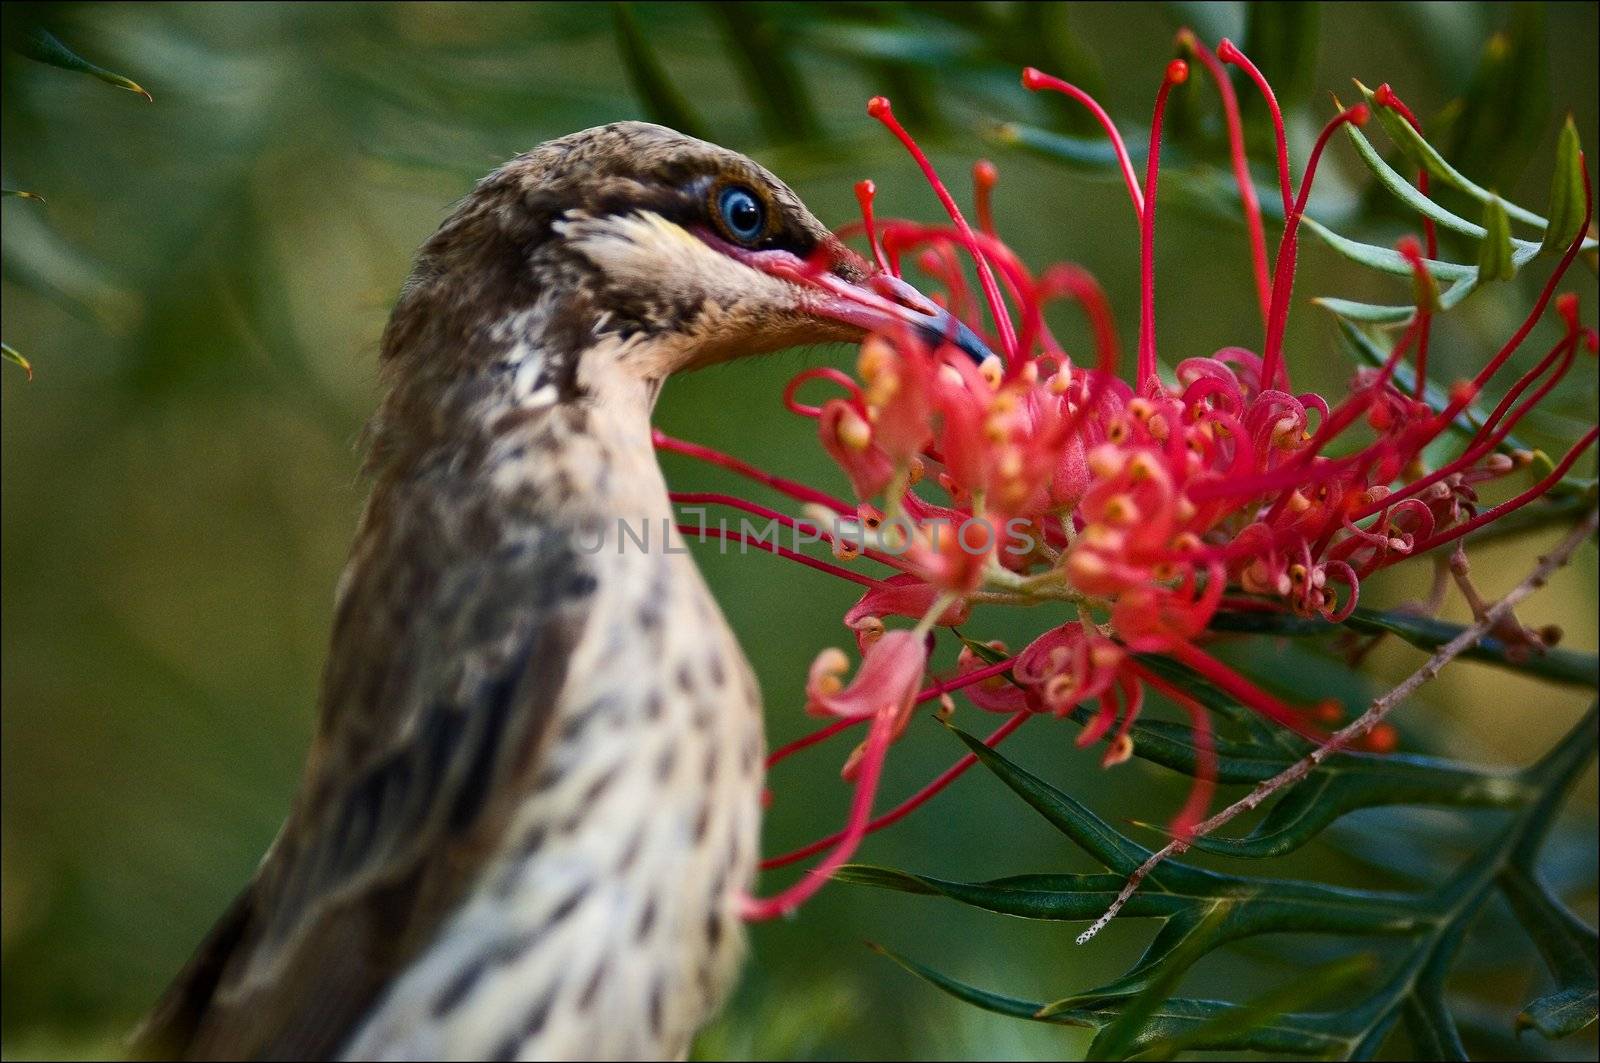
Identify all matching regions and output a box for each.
[131,122,988,1061]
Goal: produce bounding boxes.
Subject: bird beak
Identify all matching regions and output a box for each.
[811,271,997,366]
[724,241,997,365]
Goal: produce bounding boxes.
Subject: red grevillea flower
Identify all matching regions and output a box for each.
[661,32,1599,920]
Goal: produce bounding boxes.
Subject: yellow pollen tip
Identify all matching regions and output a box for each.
[979,355,1004,389]
[1102,734,1134,766]
[838,410,872,451]
[1087,444,1125,478]
[1102,494,1139,526]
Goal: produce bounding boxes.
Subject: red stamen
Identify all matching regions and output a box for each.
[1137,59,1190,388]
[767,716,865,769]
[1183,31,1272,325]
[1367,331,1581,518]
[1218,39,1293,218]
[1169,640,1325,741]
[744,696,901,919]
[1396,236,1435,400]
[855,179,892,275]
[1462,154,1593,398]
[1260,103,1370,392]
[1134,665,1217,839]
[1387,426,1598,563]
[781,367,866,420]
[681,525,882,588]
[973,160,1000,236]
[655,429,853,514]
[1374,84,1437,396]
[868,96,1018,361]
[1022,67,1145,218]
[760,710,1028,870]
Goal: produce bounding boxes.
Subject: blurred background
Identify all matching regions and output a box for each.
[2,2,1596,1058]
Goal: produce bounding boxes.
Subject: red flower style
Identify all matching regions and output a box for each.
[660,32,1599,919]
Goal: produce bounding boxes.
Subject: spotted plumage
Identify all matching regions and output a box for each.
[132,122,980,1062]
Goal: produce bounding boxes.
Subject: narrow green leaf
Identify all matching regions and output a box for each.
[611,4,709,140]
[1477,196,1517,282]
[1130,954,1375,1062]
[1209,598,1600,689]
[1359,80,1595,256]
[19,27,152,101]
[869,944,1351,1056]
[1541,117,1589,255]
[1500,864,1598,1038]
[867,943,1072,1025]
[834,865,1189,921]
[1302,216,1476,282]
[1357,79,1547,230]
[1088,907,1231,1061]
[1178,765,1526,860]
[1402,991,1467,1061]
[1342,120,1521,244]
[2,342,34,381]
[1312,236,1542,324]
[1517,985,1599,1039]
[946,723,1158,876]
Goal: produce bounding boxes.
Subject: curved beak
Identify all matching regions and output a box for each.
[720,237,998,364]
[806,270,997,365]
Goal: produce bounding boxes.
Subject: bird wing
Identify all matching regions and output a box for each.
[131,502,598,1060]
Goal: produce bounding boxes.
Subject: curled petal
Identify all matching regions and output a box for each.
[844,574,969,629]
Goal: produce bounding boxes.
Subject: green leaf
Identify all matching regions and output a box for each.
[1356,79,1596,259]
[611,3,709,140]
[1129,954,1375,1062]
[1302,217,1478,282]
[1357,79,1548,231]
[1175,758,1526,860]
[1477,195,1517,282]
[1500,864,1598,1038]
[1517,985,1598,1040]
[1304,214,1545,324]
[861,705,1597,1059]
[19,28,152,101]
[1207,600,1600,690]
[2,342,34,381]
[944,723,1158,876]
[1088,907,1231,1061]
[868,943,1355,1057]
[835,866,1193,922]
[1541,117,1589,255]
[1341,118,1531,246]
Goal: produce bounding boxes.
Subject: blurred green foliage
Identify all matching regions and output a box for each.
[2,3,1596,1059]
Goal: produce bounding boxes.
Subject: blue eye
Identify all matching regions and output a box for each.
[717,186,765,243]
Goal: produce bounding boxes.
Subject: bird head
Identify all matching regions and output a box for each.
[381,121,991,399]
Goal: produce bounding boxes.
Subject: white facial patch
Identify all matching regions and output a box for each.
[555,210,798,317]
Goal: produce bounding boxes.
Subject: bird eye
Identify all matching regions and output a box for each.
[717,186,766,243]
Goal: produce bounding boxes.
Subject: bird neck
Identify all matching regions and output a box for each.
[365,327,675,529]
